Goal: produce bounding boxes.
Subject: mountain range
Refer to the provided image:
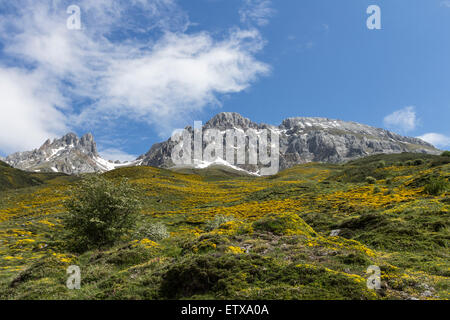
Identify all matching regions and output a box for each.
[3,112,440,175]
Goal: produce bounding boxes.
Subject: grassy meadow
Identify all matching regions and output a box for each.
[0,153,448,300]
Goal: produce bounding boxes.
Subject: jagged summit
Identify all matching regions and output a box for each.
[204,112,258,130]
[4,133,132,174]
[37,132,99,157]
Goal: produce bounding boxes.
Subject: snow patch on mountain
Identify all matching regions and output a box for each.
[188,158,260,176]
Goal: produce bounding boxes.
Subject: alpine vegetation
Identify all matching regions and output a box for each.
[63,176,141,252]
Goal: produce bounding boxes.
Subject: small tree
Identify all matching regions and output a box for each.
[441,151,450,157]
[64,176,141,252]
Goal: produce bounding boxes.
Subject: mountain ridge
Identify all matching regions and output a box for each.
[139,112,439,173]
[4,132,136,175]
[4,112,440,175]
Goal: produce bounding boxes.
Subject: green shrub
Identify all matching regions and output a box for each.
[90,244,154,267]
[365,176,376,184]
[413,159,424,166]
[63,176,141,252]
[424,177,448,196]
[182,233,230,254]
[160,254,277,299]
[205,215,235,231]
[160,254,374,300]
[405,160,414,166]
[252,212,316,236]
[376,160,386,168]
[9,255,68,289]
[441,151,450,157]
[336,252,371,266]
[136,222,169,241]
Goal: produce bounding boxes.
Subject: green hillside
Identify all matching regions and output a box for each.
[0,153,448,300]
[171,164,255,180]
[0,160,44,191]
[0,160,78,191]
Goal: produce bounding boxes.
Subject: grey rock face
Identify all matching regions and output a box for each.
[138,112,440,173]
[204,112,260,130]
[5,133,107,174]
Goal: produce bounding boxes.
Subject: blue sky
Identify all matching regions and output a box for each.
[0,0,449,160]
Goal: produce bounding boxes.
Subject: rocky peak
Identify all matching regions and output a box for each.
[80,133,98,156]
[204,112,259,130]
[5,132,105,174]
[35,132,99,158]
[61,132,78,145]
[41,139,52,148]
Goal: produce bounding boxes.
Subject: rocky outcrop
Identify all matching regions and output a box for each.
[4,133,127,174]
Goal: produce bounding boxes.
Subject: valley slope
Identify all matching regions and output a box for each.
[0,153,448,300]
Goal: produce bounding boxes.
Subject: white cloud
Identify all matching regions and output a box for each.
[440,1,450,8]
[0,0,270,153]
[417,133,450,149]
[383,106,418,133]
[0,67,68,154]
[239,0,274,27]
[99,148,137,162]
[91,29,269,135]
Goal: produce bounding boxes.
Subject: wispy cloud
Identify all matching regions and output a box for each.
[440,1,450,8]
[0,0,270,153]
[383,106,448,149]
[383,106,418,133]
[82,28,269,136]
[239,0,275,27]
[417,133,450,149]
